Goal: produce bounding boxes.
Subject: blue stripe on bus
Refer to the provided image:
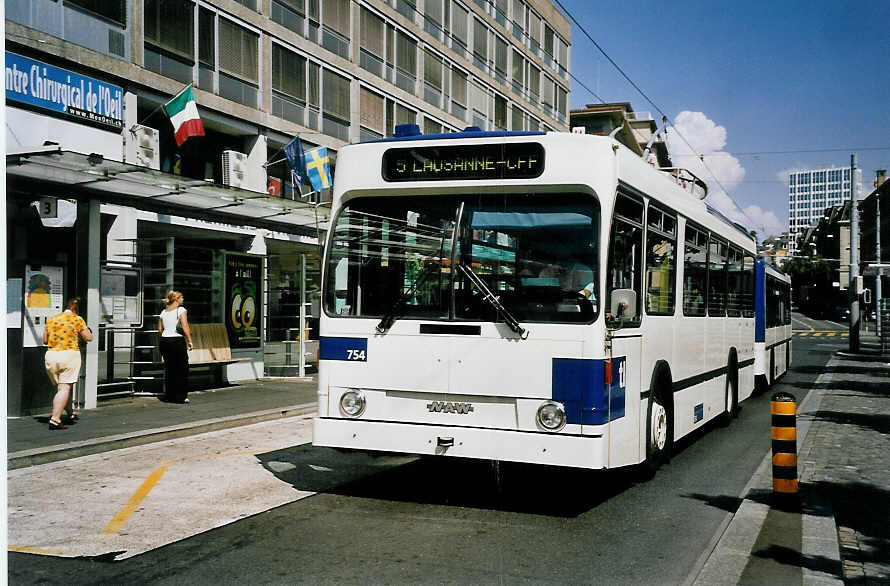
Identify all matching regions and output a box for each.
[319,337,368,361]
[754,258,766,343]
[552,357,625,425]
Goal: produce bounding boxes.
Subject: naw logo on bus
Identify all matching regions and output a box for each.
[426,401,475,414]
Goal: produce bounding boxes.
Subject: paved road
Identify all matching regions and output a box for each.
[9,328,841,585]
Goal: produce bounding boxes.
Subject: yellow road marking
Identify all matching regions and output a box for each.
[103,460,172,535]
[827,332,836,337]
[813,332,823,337]
[102,450,264,535]
[798,332,809,337]
[8,545,67,556]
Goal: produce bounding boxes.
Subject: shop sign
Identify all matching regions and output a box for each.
[224,253,262,349]
[5,51,124,129]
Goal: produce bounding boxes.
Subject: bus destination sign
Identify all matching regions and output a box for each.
[382,143,544,182]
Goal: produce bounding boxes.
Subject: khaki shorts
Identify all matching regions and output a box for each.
[45,350,82,385]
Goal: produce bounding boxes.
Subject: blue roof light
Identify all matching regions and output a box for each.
[394,124,421,137]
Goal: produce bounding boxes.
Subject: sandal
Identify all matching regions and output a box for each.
[64,413,79,423]
[48,419,68,430]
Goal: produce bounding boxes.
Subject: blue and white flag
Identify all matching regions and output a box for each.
[305,147,332,192]
[284,136,308,188]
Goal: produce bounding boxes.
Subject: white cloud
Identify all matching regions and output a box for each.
[742,205,784,238]
[666,111,768,233]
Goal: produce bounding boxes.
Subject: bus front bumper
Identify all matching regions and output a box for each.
[313,417,607,469]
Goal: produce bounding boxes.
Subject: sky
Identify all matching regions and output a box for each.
[558,0,890,239]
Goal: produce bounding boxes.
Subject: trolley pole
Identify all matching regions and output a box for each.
[849,154,860,352]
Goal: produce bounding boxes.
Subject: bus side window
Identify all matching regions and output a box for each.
[683,224,707,316]
[645,205,677,315]
[607,194,644,325]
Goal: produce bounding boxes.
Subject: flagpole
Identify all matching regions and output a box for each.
[129,83,194,133]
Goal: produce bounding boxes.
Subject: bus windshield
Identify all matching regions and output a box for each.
[324,193,599,325]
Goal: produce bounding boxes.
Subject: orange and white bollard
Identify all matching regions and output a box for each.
[770,391,798,495]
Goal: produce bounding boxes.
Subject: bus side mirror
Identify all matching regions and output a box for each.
[610,289,638,321]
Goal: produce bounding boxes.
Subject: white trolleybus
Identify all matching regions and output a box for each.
[754,259,792,392]
[313,127,784,473]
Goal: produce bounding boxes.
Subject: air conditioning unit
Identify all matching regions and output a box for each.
[125,125,160,169]
[222,150,248,188]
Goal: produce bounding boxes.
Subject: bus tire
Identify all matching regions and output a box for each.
[720,350,739,426]
[642,363,673,476]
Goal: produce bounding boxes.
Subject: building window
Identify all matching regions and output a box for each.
[322,0,350,59]
[272,0,307,37]
[395,31,417,94]
[423,117,443,134]
[271,43,308,124]
[451,68,468,121]
[511,0,524,41]
[527,9,541,55]
[360,8,385,78]
[451,2,468,56]
[511,49,524,96]
[494,36,507,85]
[360,87,385,140]
[67,0,126,25]
[425,0,443,39]
[396,0,416,22]
[218,18,259,107]
[469,81,488,129]
[322,69,351,141]
[472,18,488,72]
[424,50,443,106]
[144,0,195,84]
[526,63,540,104]
[511,104,524,130]
[494,0,507,27]
[197,7,215,90]
[494,94,507,130]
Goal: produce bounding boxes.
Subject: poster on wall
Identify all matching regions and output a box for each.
[23,265,65,347]
[224,253,262,349]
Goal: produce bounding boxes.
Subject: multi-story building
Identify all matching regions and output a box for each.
[787,166,862,255]
[5,0,572,415]
[568,102,671,168]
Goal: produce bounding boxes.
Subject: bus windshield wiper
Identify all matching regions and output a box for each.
[457,264,529,339]
[375,262,437,334]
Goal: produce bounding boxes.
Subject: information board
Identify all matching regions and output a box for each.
[382,143,545,182]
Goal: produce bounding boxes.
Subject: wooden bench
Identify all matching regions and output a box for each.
[187,324,252,381]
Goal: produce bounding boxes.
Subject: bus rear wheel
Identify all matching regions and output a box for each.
[720,355,739,426]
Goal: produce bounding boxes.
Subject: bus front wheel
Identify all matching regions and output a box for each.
[643,366,673,476]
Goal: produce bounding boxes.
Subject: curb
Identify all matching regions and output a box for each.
[691,362,844,585]
[7,402,318,470]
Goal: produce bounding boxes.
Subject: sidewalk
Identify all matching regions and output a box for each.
[696,332,890,585]
[7,377,319,470]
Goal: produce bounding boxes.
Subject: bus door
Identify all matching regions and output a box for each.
[605,335,642,468]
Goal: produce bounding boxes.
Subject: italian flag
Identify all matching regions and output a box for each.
[164,85,205,146]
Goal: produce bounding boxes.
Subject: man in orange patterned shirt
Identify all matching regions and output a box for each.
[43,297,93,430]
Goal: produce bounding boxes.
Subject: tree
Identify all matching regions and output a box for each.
[781,255,838,315]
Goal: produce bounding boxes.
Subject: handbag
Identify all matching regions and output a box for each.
[175,307,185,336]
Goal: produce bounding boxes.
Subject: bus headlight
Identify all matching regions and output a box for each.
[339,389,366,417]
[536,401,567,431]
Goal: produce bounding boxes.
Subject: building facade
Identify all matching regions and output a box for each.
[6,0,572,416]
[787,166,862,256]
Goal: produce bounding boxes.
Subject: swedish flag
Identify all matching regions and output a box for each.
[305,147,332,192]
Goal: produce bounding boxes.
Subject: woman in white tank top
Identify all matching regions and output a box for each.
[157,290,193,403]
